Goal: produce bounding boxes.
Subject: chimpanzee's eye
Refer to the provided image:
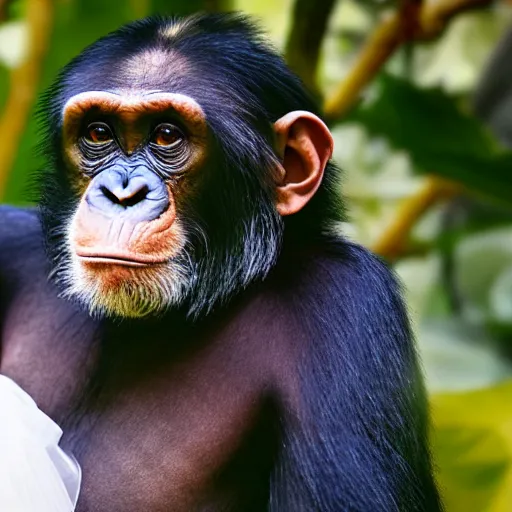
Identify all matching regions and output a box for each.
[152,123,184,147]
[85,122,113,144]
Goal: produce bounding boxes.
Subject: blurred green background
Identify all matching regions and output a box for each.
[2,0,512,510]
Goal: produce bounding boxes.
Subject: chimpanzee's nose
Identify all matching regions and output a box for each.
[86,166,169,222]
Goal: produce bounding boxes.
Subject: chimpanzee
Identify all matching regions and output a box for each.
[0,13,442,512]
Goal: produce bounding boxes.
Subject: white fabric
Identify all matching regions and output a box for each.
[0,374,81,511]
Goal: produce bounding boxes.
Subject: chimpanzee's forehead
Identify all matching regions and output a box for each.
[62,47,198,100]
[54,15,294,126]
[121,48,191,85]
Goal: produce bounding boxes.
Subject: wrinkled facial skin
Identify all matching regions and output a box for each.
[58,91,208,318]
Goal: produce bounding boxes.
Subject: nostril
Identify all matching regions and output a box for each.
[100,184,149,208]
[121,185,149,207]
[100,186,121,205]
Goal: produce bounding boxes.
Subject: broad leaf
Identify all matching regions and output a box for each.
[432,381,512,512]
[347,75,512,204]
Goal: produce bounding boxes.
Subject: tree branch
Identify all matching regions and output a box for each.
[0,0,10,21]
[285,0,337,98]
[324,0,493,121]
[419,0,494,39]
[0,0,52,200]
[371,176,462,261]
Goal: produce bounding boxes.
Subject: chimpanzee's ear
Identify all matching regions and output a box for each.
[273,111,333,216]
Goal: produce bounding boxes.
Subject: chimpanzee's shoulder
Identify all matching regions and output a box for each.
[240,236,402,337]
[278,235,399,296]
[318,238,398,284]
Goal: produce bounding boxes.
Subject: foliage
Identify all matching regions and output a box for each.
[433,381,512,511]
[346,74,512,205]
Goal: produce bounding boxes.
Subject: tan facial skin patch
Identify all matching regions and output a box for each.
[62,92,209,308]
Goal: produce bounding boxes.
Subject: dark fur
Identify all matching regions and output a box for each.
[269,241,441,510]
[3,13,441,511]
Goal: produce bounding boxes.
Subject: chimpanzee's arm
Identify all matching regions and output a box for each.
[269,242,442,512]
[0,206,43,310]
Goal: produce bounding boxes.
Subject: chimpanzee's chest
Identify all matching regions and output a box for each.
[63,363,273,512]
[0,291,278,511]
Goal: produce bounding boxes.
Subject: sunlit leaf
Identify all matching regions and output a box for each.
[415,12,511,93]
[419,319,512,393]
[454,227,512,323]
[0,21,27,69]
[432,381,512,512]
[489,266,512,325]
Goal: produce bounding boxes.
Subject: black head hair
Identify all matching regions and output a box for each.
[39,13,344,318]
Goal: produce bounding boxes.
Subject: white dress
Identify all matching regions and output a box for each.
[0,374,81,511]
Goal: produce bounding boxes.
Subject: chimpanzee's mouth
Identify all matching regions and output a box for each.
[76,250,167,267]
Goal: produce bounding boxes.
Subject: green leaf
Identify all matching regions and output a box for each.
[418,318,512,393]
[151,0,230,14]
[454,227,512,323]
[347,74,512,205]
[432,381,512,512]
